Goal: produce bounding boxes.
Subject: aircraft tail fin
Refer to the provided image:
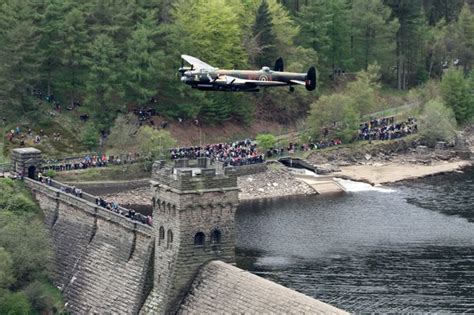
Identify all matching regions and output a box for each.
[306,67,317,91]
[274,57,284,72]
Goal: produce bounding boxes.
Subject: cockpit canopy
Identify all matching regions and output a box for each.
[262,66,271,72]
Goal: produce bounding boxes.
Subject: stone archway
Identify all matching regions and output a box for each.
[27,165,36,179]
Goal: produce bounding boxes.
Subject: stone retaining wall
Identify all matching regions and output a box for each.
[224,163,268,177]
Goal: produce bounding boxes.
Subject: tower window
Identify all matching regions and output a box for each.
[167,229,173,249]
[194,232,205,246]
[211,229,222,244]
[159,226,165,246]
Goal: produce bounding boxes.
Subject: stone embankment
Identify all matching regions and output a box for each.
[238,164,316,200]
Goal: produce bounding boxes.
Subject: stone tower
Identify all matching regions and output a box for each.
[150,158,239,313]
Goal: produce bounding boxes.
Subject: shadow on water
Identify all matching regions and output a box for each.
[235,168,474,313]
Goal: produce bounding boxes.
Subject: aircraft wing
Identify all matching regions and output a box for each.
[290,80,305,85]
[181,55,216,70]
[218,76,287,86]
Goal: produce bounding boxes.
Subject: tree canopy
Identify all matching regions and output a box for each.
[0,0,472,128]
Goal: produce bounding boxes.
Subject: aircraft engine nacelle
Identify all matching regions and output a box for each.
[306,67,317,91]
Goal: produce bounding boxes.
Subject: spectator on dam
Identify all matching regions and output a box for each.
[358,117,417,141]
[170,138,264,166]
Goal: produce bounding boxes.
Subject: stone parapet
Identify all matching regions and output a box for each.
[152,158,237,192]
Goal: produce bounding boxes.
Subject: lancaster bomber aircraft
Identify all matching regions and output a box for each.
[178,55,316,92]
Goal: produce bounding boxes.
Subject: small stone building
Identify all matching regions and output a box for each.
[10,147,42,178]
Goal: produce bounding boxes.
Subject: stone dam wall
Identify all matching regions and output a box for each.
[24,178,154,314]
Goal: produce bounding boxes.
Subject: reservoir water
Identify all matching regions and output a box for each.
[235,167,474,313]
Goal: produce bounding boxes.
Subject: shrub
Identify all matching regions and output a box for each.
[0,291,32,315]
[44,169,56,178]
[256,134,277,151]
[420,99,457,146]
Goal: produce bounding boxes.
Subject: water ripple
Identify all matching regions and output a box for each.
[236,167,474,313]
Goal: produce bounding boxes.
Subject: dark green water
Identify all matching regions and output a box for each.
[235,167,474,313]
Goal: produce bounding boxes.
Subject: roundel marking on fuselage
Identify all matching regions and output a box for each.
[259,75,268,81]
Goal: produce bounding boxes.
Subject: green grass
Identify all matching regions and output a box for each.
[2,98,89,158]
[0,143,8,163]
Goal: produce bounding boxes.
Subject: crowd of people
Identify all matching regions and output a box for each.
[40,153,141,173]
[95,197,152,226]
[133,107,158,121]
[5,124,59,147]
[265,139,343,158]
[169,139,265,167]
[358,117,418,141]
[33,171,152,226]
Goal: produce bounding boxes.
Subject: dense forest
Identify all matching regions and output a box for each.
[0,0,472,134]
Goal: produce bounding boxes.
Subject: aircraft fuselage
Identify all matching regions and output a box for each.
[183,68,307,91]
[179,55,316,92]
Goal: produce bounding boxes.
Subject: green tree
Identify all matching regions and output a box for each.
[441,69,472,124]
[0,0,41,113]
[297,0,332,64]
[0,247,15,289]
[82,123,99,151]
[57,6,89,107]
[346,63,382,115]
[452,4,474,73]
[0,212,53,287]
[384,0,427,89]
[419,98,457,146]
[85,34,124,132]
[253,0,278,67]
[336,103,360,143]
[0,291,32,315]
[256,133,277,151]
[137,126,176,160]
[350,0,398,72]
[169,0,247,69]
[37,0,73,97]
[425,20,449,78]
[297,0,351,79]
[123,12,165,105]
[24,281,64,313]
[166,0,251,123]
[308,93,360,143]
[266,0,300,57]
[422,0,465,25]
[107,114,140,153]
